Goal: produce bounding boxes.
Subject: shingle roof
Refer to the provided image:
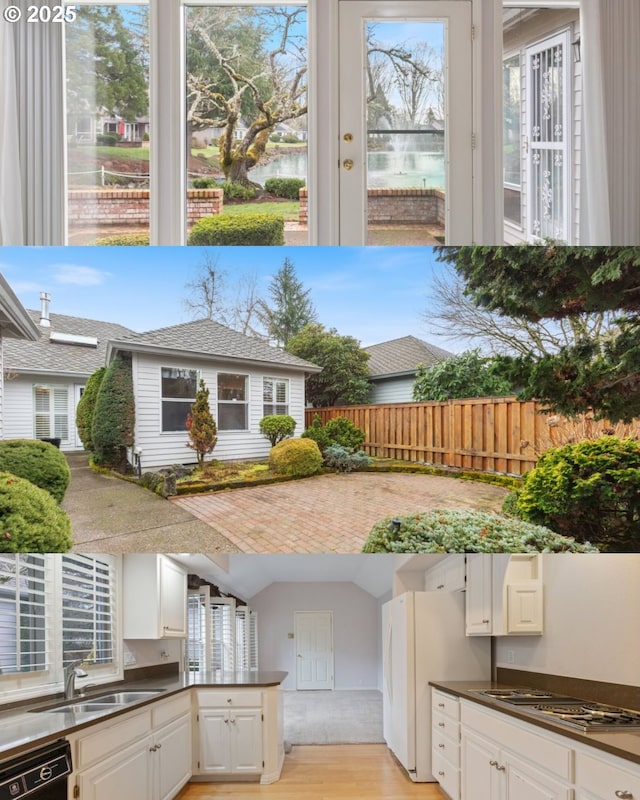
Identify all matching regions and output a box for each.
[364,335,453,378]
[2,311,136,376]
[111,319,321,372]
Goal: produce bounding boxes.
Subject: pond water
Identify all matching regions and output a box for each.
[250,149,446,190]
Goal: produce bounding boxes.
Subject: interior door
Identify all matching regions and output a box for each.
[294,611,334,690]
[338,1,473,244]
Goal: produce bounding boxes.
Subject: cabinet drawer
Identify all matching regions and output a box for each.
[576,751,640,798]
[432,727,460,766]
[433,710,460,741]
[197,689,263,708]
[75,708,151,768]
[432,690,461,721]
[151,691,191,729]
[432,749,460,800]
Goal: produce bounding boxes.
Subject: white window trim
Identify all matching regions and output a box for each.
[0,554,123,703]
[216,372,250,432]
[33,384,71,444]
[262,376,290,417]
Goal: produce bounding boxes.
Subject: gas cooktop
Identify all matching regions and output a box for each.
[471,688,640,732]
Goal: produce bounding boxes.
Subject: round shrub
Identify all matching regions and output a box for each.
[0,472,72,552]
[188,214,285,246]
[192,177,218,189]
[221,181,256,200]
[515,436,640,552]
[269,438,323,478]
[362,509,598,553]
[259,415,297,447]
[94,233,150,246]
[325,417,365,451]
[323,444,371,473]
[0,439,71,502]
[264,177,305,200]
[302,414,331,453]
[92,353,135,471]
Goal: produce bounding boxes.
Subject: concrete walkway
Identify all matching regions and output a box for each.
[62,453,239,553]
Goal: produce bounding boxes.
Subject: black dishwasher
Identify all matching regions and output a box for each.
[0,740,71,800]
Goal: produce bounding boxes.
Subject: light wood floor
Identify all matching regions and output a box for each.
[177,745,447,799]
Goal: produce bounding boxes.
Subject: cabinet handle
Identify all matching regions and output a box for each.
[149,745,158,752]
[224,718,229,724]
[438,771,445,777]
[230,718,236,724]
[438,722,445,727]
[227,698,232,704]
[438,744,445,749]
[482,619,490,624]
[496,765,506,772]
[156,743,162,749]
[438,703,445,708]
[489,760,498,767]
[437,584,445,590]
[615,793,634,799]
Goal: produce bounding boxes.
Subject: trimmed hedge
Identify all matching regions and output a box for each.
[76,367,106,452]
[94,233,150,246]
[0,439,70,503]
[0,472,72,552]
[302,414,365,454]
[264,177,305,200]
[188,214,285,246]
[259,415,297,447]
[192,177,218,189]
[269,438,323,477]
[362,509,598,553]
[92,353,136,471]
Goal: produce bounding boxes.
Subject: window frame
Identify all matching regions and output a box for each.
[502,50,523,230]
[33,384,71,443]
[160,366,199,434]
[262,376,290,417]
[216,372,250,432]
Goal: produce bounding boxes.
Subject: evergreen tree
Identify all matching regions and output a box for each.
[92,353,135,472]
[413,350,513,401]
[76,367,106,452]
[259,259,317,347]
[186,379,218,468]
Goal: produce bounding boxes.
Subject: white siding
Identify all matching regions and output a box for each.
[368,376,415,404]
[132,352,308,470]
[3,374,78,450]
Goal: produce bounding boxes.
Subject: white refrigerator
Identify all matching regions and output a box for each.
[382,591,491,782]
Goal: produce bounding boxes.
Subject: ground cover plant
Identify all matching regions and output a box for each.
[363,509,597,553]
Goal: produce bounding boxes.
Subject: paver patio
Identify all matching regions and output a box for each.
[171,472,509,553]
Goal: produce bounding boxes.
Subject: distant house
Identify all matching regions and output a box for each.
[364,336,453,404]
[1,293,321,469]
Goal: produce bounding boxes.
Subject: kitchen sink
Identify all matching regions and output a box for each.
[44,702,121,714]
[86,690,165,704]
[32,689,165,713]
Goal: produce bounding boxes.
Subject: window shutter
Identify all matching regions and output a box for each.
[0,555,48,674]
[210,599,235,671]
[248,609,258,671]
[34,387,51,438]
[235,606,248,671]
[187,590,207,672]
[61,555,115,669]
[53,388,69,440]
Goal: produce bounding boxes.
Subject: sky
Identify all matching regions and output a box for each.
[1,246,462,350]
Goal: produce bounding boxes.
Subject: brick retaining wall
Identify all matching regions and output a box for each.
[67,188,224,227]
[298,187,444,225]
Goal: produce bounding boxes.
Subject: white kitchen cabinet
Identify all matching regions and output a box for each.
[198,708,263,775]
[425,556,466,593]
[575,748,640,800]
[432,689,462,800]
[465,554,543,636]
[154,712,192,800]
[461,728,500,800]
[123,554,187,639]
[74,736,152,800]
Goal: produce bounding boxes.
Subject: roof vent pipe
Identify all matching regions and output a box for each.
[40,292,51,327]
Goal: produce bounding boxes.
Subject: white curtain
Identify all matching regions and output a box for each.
[580,0,640,245]
[11,0,66,244]
[0,0,25,244]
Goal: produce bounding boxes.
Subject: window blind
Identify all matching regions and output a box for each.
[0,555,48,674]
[187,590,207,672]
[61,555,115,668]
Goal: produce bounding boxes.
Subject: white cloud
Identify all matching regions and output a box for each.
[52,265,109,286]
[7,281,41,293]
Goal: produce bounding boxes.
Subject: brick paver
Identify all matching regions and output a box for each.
[171,472,508,553]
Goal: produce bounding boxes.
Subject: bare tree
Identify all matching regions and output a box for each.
[183,254,229,324]
[228,272,266,338]
[424,264,617,357]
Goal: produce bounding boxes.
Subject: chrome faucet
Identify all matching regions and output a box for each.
[64,660,88,700]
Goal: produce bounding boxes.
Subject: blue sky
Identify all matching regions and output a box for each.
[1,246,459,349]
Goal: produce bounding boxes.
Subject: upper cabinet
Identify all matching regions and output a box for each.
[425,556,467,593]
[123,554,188,639]
[466,555,543,637]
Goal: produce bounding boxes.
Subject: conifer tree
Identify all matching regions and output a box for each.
[186,379,218,467]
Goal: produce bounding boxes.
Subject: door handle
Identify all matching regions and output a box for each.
[342,159,354,170]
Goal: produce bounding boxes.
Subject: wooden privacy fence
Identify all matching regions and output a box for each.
[304,397,635,477]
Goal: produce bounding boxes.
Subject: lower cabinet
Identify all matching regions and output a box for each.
[198,708,263,775]
[575,749,640,800]
[75,737,152,800]
[154,713,192,800]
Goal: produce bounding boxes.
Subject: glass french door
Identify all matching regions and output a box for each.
[338,1,473,245]
[525,30,571,243]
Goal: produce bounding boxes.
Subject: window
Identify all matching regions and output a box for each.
[263,377,289,416]
[161,367,198,432]
[503,53,522,226]
[217,373,248,431]
[34,386,69,442]
[0,555,120,700]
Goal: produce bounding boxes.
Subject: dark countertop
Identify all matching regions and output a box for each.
[430,680,640,767]
[0,670,288,764]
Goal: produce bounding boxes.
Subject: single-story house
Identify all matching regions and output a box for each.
[1,293,321,470]
[364,336,453,404]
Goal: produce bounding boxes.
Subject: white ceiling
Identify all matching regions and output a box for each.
[170,553,447,601]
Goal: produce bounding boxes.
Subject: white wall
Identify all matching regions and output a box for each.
[249,581,380,691]
[3,373,78,450]
[123,638,182,671]
[495,555,640,687]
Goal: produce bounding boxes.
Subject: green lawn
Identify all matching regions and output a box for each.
[222,201,299,221]
[95,145,150,161]
[192,141,306,161]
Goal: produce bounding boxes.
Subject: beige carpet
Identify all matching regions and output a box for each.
[283,689,383,745]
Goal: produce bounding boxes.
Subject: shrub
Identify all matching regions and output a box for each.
[323,444,371,473]
[143,132,150,142]
[282,133,299,144]
[259,415,297,447]
[94,233,150,246]
[188,214,285,246]
[76,367,106,452]
[501,490,524,519]
[301,414,331,453]
[264,177,306,200]
[515,436,640,552]
[269,438,323,477]
[362,510,598,554]
[0,440,71,503]
[92,353,136,471]
[192,177,219,189]
[221,181,256,200]
[301,415,366,455]
[97,133,120,146]
[0,472,72,552]
[186,379,218,467]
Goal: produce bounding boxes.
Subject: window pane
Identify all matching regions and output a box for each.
[218,374,247,402]
[65,5,150,245]
[503,54,522,225]
[0,555,48,675]
[162,401,193,432]
[218,403,248,431]
[162,368,198,399]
